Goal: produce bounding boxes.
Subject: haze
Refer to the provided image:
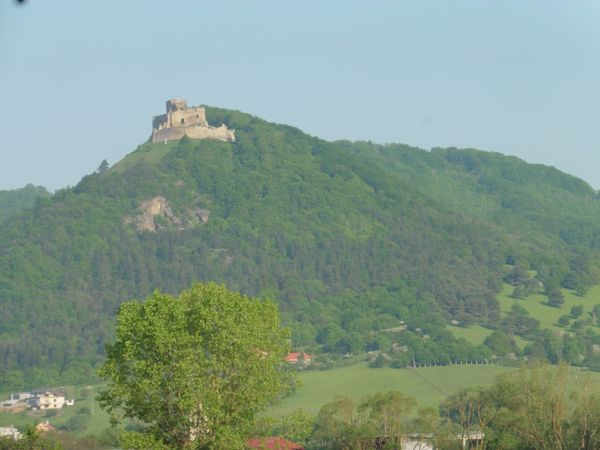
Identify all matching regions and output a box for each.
[1,0,599,191]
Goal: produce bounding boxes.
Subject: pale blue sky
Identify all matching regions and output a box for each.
[1,1,599,191]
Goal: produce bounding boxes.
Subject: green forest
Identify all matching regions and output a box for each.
[0,184,49,224]
[2,107,600,390]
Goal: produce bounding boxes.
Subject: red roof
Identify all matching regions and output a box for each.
[247,437,304,449]
[284,352,313,363]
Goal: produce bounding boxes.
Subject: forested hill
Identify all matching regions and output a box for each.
[0,184,50,223]
[2,107,600,388]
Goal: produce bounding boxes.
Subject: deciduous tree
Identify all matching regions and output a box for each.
[98,282,294,449]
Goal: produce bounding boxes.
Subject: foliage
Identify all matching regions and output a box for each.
[548,288,565,308]
[98,282,294,449]
[442,363,600,450]
[2,108,600,385]
[0,184,49,223]
[483,330,517,356]
[257,409,315,446]
[312,391,417,449]
[0,426,62,450]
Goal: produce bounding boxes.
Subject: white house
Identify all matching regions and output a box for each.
[34,391,66,410]
[0,426,22,440]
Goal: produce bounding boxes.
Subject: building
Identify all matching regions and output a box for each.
[151,99,235,143]
[34,391,65,410]
[284,352,313,364]
[0,426,22,440]
[0,392,32,408]
[35,421,55,433]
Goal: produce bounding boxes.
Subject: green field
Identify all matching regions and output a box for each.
[4,361,600,437]
[0,364,514,433]
[497,283,600,334]
[265,363,513,418]
[448,283,600,349]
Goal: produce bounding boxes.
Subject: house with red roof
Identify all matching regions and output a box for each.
[284,352,313,365]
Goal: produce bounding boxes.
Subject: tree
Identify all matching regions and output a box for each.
[557,315,571,327]
[592,304,600,325]
[476,363,600,450]
[98,282,294,449]
[96,159,109,173]
[547,289,565,308]
[312,396,374,450]
[0,426,62,450]
[570,305,584,319]
[312,392,417,450]
[440,387,492,450]
[483,330,517,356]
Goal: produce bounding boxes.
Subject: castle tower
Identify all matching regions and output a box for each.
[151,99,234,143]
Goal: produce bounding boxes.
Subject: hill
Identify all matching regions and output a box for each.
[0,184,50,223]
[2,107,600,388]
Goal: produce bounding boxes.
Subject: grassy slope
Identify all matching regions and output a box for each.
[1,365,512,432]
[0,365,516,431]
[266,363,513,418]
[448,283,600,349]
[110,140,180,173]
[497,284,600,333]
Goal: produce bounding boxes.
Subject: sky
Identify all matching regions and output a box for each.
[0,1,599,191]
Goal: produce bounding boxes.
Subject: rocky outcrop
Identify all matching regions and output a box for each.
[125,196,210,232]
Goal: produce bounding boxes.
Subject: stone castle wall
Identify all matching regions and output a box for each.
[151,99,235,143]
[153,124,235,143]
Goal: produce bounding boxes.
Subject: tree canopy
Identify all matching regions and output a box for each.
[98,282,295,449]
[3,108,600,387]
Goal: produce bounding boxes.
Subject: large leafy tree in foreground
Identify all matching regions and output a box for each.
[98,282,294,449]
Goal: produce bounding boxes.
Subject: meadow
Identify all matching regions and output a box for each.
[448,283,600,349]
[265,362,513,418]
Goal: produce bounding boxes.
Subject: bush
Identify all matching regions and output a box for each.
[60,413,89,433]
[570,305,584,319]
[77,406,91,415]
[547,289,565,308]
[558,315,571,327]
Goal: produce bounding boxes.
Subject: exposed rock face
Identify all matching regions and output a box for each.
[125,196,210,232]
[194,207,210,224]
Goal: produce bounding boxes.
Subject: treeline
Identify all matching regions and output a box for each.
[0,184,50,223]
[294,364,600,450]
[2,108,600,388]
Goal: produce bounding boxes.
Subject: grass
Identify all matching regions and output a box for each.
[0,364,516,430]
[448,283,600,349]
[110,140,180,173]
[265,362,513,418]
[448,324,491,344]
[497,283,600,335]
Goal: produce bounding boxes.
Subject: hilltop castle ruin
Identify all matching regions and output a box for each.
[151,99,235,143]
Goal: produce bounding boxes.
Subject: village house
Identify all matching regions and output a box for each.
[1,387,73,411]
[0,426,22,440]
[284,352,313,365]
[0,392,32,408]
[34,391,66,410]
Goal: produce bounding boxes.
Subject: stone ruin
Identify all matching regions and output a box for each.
[151,99,235,143]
